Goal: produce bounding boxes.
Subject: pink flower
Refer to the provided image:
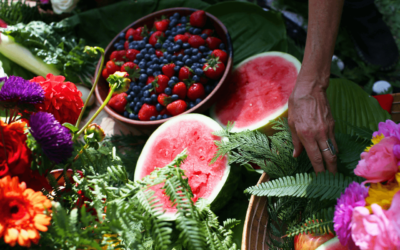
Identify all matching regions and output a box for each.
[354,137,399,183]
[351,204,400,250]
[387,191,400,244]
[373,120,400,140]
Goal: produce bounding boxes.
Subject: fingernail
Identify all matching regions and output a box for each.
[293,149,296,157]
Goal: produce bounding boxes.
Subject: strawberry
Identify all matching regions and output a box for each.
[172,82,187,99]
[155,50,164,58]
[118,50,127,61]
[134,26,148,41]
[108,93,128,114]
[184,32,192,38]
[147,75,155,85]
[206,37,222,50]
[202,29,214,36]
[203,58,225,80]
[162,63,176,78]
[187,83,205,100]
[159,108,171,116]
[178,66,193,81]
[110,51,124,61]
[125,28,136,39]
[157,93,172,106]
[174,34,189,43]
[102,68,110,79]
[152,75,169,93]
[167,100,187,116]
[154,19,169,32]
[121,62,140,79]
[138,104,158,121]
[174,49,185,56]
[126,49,140,61]
[149,31,165,46]
[188,35,205,48]
[199,77,208,85]
[211,49,228,64]
[124,40,129,50]
[106,60,120,74]
[190,10,207,28]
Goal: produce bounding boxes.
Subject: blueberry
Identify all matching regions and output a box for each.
[195,68,203,76]
[173,12,180,19]
[117,45,124,51]
[153,64,161,71]
[191,55,198,62]
[200,33,208,39]
[144,97,152,104]
[205,85,213,94]
[176,61,184,67]
[134,106,140,113]
[185,59,193,66]
[188,27,194,33]
[145,43,152,49]
[199,45,206,52]
[171,27,177,32]
[154,114,161,120]
[168,36,175,42]
[188,102,195,109]
[146,61,152,67]
[164,87,172,95]
[118,32,125,39]
[143,37,149,43]
[156,103,164,112]
[134,97,139,102]
[138,61,146,69]
[129,102,136,109]
[149,31,155,36]
[132,85,140,92]
[167,47,174,53]
[169,19,178,27]
[123,111,129,117]
[143,91,150,98]
[146,68,154,76]
[177,28,185,34]
[127,94,134,101]
[114,43,119,49]
[219,43,225,49]
[195,98,203,105]
[139,68,146,74]
[162,114,169,119]
[184,49,192,55]
[159,56,164,61]
[171,94,179,101]
[173,45,181,51]
[177,54,183,61]
[129,44,135,49]
[180,16,187,23]
[168,80,176,88]
[136,53,143,60]
[134,59,139,64]
[154,43,161,49]
[149,116,156,121]
[162,43,169,49]
[154,71,162,76]
[191,48,198,54]
[140,97,145,102]
[162,59,169,64]
[151,94,158,103]
[144,54,150,61]
[183,43,190,49]
[165,30,171,36]
[192,75,200,82]
[171,76,179,82]
[193,28,201,35]
[200,58,207,64]
[148,48,155,54]
[171,55,177,62]
[138,41,146,49]
[171,32,177,37]
[176,40,183,47]
[182,55,189,62]
[128,36,133,42]
[139,74,148,83]
[165,54,172,61]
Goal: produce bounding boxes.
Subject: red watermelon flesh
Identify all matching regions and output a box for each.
[135,115,229,218]
[212,52,301,133]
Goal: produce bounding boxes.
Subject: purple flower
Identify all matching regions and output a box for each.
[29,112,73,164]
[373,120,400,140]
[334,182,369,250]
[0,76,44,104]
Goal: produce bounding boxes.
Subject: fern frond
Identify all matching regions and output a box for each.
[223,218,241,230]
[285,207,335,237]
[245,171,360,201]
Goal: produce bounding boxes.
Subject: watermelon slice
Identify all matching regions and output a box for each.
[315,237,349,250]
[211,51,301,134]
[134,114,238,220]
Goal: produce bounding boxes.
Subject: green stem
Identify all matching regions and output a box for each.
[75,47,105,128]
[75,87,116,138]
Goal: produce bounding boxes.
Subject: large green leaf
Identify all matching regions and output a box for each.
[327,78,391,135]
[205,1,287,65]
[0,52,36,79]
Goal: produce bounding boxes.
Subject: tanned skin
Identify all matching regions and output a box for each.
[288,0,344,173]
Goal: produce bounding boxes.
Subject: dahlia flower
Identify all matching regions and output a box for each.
[333,182,369,249]
[373,120,400,140]
[29,112,73,164]
[0,76,44,105]
[0,176,52,247]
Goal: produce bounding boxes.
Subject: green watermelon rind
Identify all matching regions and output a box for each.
[210,51,302,134]
[134,113,234,221]
[315,236,347,250]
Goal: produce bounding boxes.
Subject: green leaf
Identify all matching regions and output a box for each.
[62,122,79,133]
[205,1,287,65]
[327,78,391,135]
[0,52,36,79]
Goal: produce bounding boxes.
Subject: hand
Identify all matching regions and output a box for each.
[288,76,338,173]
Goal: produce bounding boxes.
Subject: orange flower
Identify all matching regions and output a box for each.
[0,176,52,247]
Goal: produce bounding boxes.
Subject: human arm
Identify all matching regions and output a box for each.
[288,0,344,173]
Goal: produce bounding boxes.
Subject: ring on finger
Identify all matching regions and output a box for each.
[321,139,336,156]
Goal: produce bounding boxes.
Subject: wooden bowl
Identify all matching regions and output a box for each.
[94,7,233,133]
[242,172,271,250]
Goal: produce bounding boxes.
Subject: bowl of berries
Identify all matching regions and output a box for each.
[94,7,233,131]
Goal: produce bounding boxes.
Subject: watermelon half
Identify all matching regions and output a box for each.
[211,51,301,134]
[134,114,239,221]
[315,237,349,250]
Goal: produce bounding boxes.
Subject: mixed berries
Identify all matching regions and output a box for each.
[104,10,229,121]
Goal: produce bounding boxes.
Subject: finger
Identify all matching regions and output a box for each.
[319,139,338,174]
[302,139,325,173]
[289,123,304,158]
[329,127,339,154]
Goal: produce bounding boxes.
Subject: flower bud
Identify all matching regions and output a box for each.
[84,124,105,142]
[107,71,131,94]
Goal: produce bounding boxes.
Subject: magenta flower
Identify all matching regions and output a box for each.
[334,182,369,250]
[0,76,44,104]
[373,120,400,140]
[40,0,50,4]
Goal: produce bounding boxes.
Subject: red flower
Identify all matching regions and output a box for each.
[0,19,7,28]
[0,120,31,178]
[31,74,84,125]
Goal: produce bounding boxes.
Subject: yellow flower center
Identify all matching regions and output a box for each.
[365,134,385,152]
[365,173,400,212]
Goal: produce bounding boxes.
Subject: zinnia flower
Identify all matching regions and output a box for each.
[351,204,400,250]
[0,76,44,105]
[30,74,83,125]
[334,182,369,249]
[29,112,73,164]
[373,120,400,140]
[0,120,31,178]
[387,191,400,242]
[0,176,52,247]
[365,173,400,212]
[354,137,400,183]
